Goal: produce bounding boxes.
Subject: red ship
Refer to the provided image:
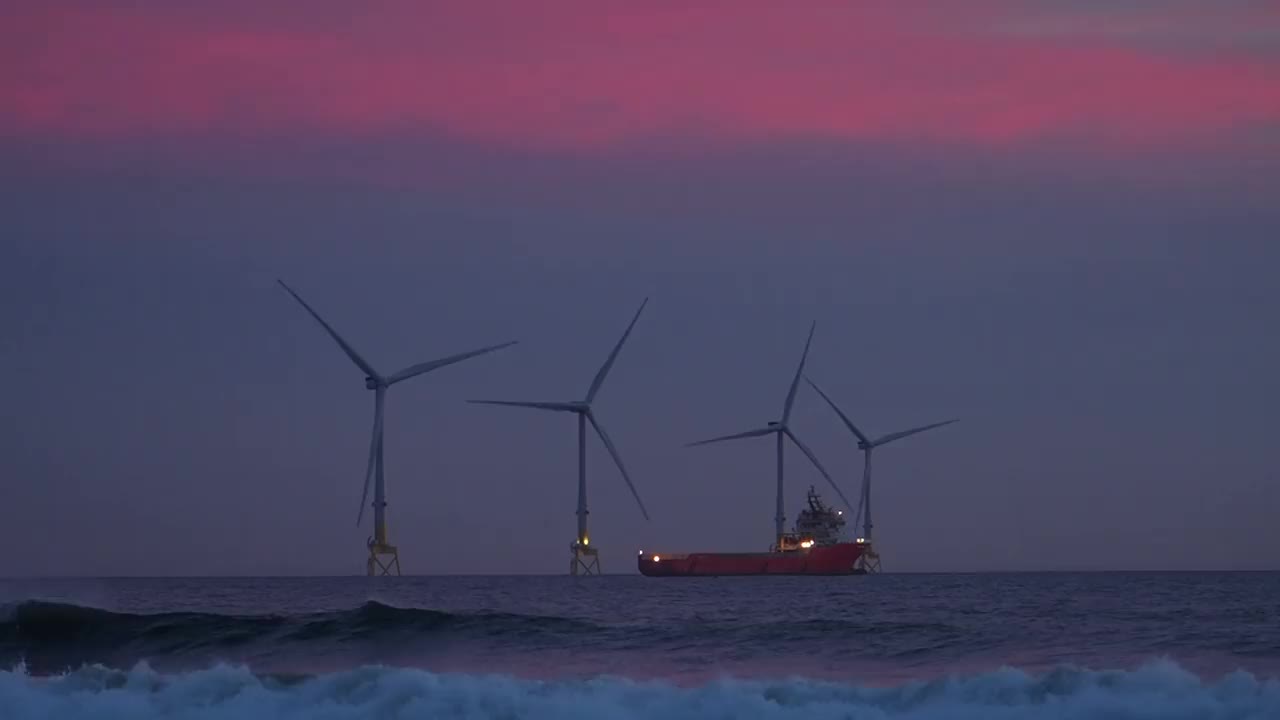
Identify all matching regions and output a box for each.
[639,486,870,576]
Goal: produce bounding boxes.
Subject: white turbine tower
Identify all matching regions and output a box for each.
[805,376,957,572]
[687,323,853,548]
[469,299,651,576]
[279,280,517,576]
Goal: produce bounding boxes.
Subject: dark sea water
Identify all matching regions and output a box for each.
[3,573,1279,718]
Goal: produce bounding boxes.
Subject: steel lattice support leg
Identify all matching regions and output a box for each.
[367,543,401,576]
[857,544,881,573]
[570,542,600,576]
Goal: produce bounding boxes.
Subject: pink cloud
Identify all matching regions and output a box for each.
[2,2,1278,151]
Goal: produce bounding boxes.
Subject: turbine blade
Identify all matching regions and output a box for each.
[782,321,816,424]
[588,413,651,521]
[388,341,518,385]
[685,426,776,447]
[805,376,870,444]
[468,400,582,413]
[278,280,380,380]
[357,388,385,526]
[784,427,854,511]
[586,299,648,403]
[873,419,959,447]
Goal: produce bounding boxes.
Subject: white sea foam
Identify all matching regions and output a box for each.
[2,659,1277,719]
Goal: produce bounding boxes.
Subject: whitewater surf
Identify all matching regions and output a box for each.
[3,574,1279,718]
[4,660,1279,720]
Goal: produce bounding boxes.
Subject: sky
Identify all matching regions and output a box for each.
[2,1,1278,576]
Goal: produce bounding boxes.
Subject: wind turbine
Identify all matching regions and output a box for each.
[687,323,853,548]
[278,279,517,576]
[469,300,651,576]
[805,376,957,572]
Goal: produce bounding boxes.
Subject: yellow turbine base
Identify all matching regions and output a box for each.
[858,545,882,574]
[570,542,600,576]
[367,542,401,576]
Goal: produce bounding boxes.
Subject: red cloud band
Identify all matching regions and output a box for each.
[3,2,1278,149]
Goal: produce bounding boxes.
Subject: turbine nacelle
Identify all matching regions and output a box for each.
[805,375,958,453]
[686,322,855,513]
[805,373,959,550]
[468,298,653,530]
[277,278,518,529]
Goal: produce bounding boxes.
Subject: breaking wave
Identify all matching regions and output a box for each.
[1,600,601,673]
[2,659,1277,720]
[1,599,598,640]
[2,599,979,672]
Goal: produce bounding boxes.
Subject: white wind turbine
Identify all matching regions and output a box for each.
[805,376,957,572]
[279,280,517,576]
[687,323,853,547]
[469,299,651,575]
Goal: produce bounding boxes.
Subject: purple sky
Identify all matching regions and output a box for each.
[2,1,1278,575]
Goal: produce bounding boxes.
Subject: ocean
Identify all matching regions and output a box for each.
[2,573,1279,718]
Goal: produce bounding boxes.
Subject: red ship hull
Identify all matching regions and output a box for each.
[638,542,867,576]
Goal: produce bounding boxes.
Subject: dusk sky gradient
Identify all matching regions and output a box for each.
[2,1,1278,575]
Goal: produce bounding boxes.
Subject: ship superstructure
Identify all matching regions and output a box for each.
[774,485,848,550]
[639,487,866,576]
